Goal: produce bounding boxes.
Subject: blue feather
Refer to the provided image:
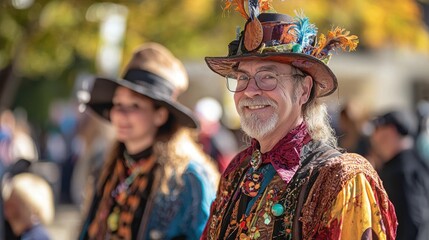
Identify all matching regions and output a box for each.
[248,0,260,20]
[294,12,318,52]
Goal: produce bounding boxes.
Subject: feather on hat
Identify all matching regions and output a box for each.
[206,0,359,97]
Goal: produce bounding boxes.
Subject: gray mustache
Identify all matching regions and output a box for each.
[238,97,277,109]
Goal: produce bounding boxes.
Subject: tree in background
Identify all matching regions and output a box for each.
[0,0,428,125]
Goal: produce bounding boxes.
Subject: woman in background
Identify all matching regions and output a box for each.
[79,43,219,240]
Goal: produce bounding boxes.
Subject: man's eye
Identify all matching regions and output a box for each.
[260,73,276,79]
[237,75,249,81]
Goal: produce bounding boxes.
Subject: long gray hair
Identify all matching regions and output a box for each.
[292,66,338,148]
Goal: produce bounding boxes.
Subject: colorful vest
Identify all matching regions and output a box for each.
[203,141,397,239]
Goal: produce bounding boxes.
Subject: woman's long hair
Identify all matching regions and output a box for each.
[154,127,219,194]
[96,103,219,195]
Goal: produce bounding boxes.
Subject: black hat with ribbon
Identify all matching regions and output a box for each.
[86,42,198,129]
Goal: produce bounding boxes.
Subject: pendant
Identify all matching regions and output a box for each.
[271,203,284,217]
[250,149,262,170]
[263,212,272,225]
[249,227,261,239]
[241,171,264,197]
[107,207,120,232]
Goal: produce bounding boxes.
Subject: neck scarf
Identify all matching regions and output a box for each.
[250,122,311,183]
[88,147,157,240]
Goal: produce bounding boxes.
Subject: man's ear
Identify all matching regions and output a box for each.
[154,107,169,127]
[299,75,313,105]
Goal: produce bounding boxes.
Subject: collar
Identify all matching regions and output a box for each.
[249,122,311,183]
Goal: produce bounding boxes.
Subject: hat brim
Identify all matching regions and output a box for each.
[86,77,198,129]
[205,52,337,97]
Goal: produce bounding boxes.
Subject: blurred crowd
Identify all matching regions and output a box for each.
[1,97,429,239]
[333,100,429,171]
[333,100,429,240]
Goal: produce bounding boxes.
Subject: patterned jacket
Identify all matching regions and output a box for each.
[202,141,397,239]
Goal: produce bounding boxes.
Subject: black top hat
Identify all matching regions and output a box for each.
[86,43,198,129]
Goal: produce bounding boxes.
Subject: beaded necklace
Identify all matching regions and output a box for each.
[111,149,152,199]
[106,148,156,237]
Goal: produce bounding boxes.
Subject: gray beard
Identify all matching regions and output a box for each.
[240,111,279,140]
[237,97,280,139]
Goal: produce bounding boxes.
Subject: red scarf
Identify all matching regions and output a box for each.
[226,122,311,184]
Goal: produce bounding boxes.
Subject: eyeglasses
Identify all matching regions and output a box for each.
[225,70,305,92]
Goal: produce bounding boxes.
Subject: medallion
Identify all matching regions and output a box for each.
[241,171,264,197]
[271,203,284,217]
[250,149,262,170]
[107,207,120,232]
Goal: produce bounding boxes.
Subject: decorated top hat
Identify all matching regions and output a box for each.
[86,42,198,129]
[205,0,359,97]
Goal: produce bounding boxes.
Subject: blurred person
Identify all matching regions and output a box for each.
[2,172,54,240]
[78,43,219,240]
[2,158,34,240]
[194,97,239,173]
[337,104,371,156]
[0,109,38,166]
[0,153,5,240]
[417,115,429,164]
[43,101,80,203]
[70,111,115,211]
[0,109,14,165]
[12,108,39,162]
[370,110,429,240]
[416,101,429,165]
[201,1,397,239]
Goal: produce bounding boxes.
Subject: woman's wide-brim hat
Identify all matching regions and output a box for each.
[86,42,198,129]
[206,7,358,98]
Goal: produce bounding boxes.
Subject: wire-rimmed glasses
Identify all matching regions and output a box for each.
[225,70,304,92]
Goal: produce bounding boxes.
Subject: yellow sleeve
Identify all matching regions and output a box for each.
[320,173,388,239]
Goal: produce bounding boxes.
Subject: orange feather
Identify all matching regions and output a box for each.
[224,0,274,19]
[225,0,249,19]
[312,27,359,58]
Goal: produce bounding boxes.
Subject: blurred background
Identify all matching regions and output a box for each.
[1,0,429,239]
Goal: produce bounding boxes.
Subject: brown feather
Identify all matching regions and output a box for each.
[244,18,263,51]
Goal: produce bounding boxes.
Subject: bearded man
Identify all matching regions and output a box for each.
[201,1,397,239]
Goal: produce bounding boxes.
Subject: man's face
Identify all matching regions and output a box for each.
[370,124,396,161]
[233,60,310,140]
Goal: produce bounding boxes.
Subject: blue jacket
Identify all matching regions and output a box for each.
[79,159,217,240]
[142,161,216,239]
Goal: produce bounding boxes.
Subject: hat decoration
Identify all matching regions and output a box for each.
[224,0,359,64]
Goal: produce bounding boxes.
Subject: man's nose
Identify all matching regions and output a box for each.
[244,78,262,97]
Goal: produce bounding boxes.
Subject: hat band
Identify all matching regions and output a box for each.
[123,69,174,96]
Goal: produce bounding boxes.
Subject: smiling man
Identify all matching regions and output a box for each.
[201,1,397,239]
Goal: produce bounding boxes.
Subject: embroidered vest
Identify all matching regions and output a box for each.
[206,141,388,239]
